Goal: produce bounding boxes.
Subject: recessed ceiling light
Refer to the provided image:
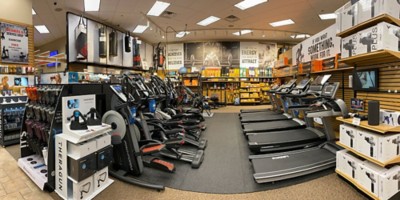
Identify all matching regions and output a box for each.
[176,31,190,38]
[35,25,49,33]
[235,0,268,10]
[84,0,100,11]
[147,1,170,16]
[133,25,148,33]
[233,29,252,36]
[32,9,36,15]
[290,34,310,39]
[270,19,294,27]
[197,16,220,26]
[319,13,337,20]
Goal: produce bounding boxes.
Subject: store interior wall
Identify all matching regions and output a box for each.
[0,0,32,25]
[36,37,67,73]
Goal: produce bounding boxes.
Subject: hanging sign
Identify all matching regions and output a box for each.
[166,43,184,69]
[240,42,259,68]
[0,22,29,64]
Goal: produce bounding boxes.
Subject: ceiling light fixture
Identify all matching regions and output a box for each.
[147,1,170,16]
[233,29,252,36]
[84,0,101,11]
[319,13,337,20]
[290,34,310,39]
[35,25,50,33]
[269,19,294,27]
[32,9,36,15]
[235,0,268,10]
[176,31,190,38]
[197,16,220,26]
[133,25,149,33]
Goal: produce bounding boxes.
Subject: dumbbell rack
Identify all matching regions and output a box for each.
[0,95,27,146]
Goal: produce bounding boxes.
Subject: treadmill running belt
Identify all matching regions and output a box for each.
[241,114,289,123]
[241,108,271,113]
[247,129,324,153]
[243,120,304,133]
[240,111,281,118]
[251,148,336,183]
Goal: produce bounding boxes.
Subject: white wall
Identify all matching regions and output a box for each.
[0,0,32,25]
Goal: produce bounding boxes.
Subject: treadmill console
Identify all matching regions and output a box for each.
[280,79,297,93]
[295,78,311,90]
[321,82,340,98]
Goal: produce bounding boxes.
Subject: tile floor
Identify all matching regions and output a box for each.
[0,147,52,200]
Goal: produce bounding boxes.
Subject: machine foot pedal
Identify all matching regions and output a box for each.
[191,150,204,169]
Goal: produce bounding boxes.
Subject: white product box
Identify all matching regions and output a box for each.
[68,175,94,200]
[95,134,111,150]
[68,139,97,159]
[379,165,400,200]
[342,33,359,58]
[337,150,363,180]
[379,134,400,161]
[357,129,380,159]
[341,2,358,31]
[358,0,380,23]
[94,167,109,191]
[340,124,359,149]
[357,22,400,54]
[359,161,386,196]
[377,0,400,19]
[380,109,400,126]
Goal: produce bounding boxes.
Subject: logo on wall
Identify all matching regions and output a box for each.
[0,22,29,64]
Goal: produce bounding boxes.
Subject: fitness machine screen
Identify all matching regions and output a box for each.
[110,85,127,102]
[284,79,297,88]
[321,83,338,98]
[296,78,310,89]
[353,69,378,92]
[351,98,364,111]
[320,74,332,85]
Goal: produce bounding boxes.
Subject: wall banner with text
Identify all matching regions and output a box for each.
[0,22,29,64]
[166,43,184,69]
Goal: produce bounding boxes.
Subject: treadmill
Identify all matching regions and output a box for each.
[239,79,297,118]
[240,78,311,123]
[249,82,347,183]
[247,77,339,154]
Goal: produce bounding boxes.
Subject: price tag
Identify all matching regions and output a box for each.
[352,117,361,126]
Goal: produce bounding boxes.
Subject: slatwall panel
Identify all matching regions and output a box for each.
[0,18,34,67]
[356,64,400,114]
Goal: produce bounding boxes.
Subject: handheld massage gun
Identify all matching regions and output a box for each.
[360,33,374,53]
[343,39,356,57]
[347,7,356,26]
[85,107,102,126]
[80,182,91,199]
[347,161,356,178]
[393,171,400,190]
[371,0,377,17]
[67,110,88,130]
[364,136,376,157]
[346,130,355,147]
[392,136,400,155]
[366,172,376,193]
[393,29,400,51]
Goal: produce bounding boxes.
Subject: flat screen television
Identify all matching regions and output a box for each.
[353,69,378,92]
[47,50,61,67]
[350,98,364,111]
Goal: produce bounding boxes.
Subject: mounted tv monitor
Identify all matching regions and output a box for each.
[350,98,364,111]
[47,50,61,67]
[353,69,378,92]
[21,77,28,86]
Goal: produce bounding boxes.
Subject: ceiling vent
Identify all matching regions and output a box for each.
[161,11,176,19]
[224,15,240,22]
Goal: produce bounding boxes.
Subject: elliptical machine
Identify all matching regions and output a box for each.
[102,75,176,190]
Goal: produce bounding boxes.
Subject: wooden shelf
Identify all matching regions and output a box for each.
[240,97,260,99]
[240,91,259,93]
[274,65,290,69]
[336,116,400,134]
[335,169,379,200]
[311,67,354,74]
[336,142,400,167]
[202,81,240,83]
[337,14,400,38]
[339,50,400,67]
[240,101,260,103]
[184,85,199,87]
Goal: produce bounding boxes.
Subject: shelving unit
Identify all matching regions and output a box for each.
[339,50,400,67]
[0,95,27,146]
[336,117,400,134]
[335,170,379,200]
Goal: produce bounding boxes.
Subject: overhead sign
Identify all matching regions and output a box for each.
[0,22,29,64]
[292,24,341,66]
[166,43,184,69]
[240,42,259,68]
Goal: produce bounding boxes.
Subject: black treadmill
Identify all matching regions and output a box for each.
[239,81,295,118]
[247,78,339,154]
[240,78,311,123]
[249,82,348,183]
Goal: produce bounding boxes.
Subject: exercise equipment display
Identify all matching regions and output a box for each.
[0,94,27,146]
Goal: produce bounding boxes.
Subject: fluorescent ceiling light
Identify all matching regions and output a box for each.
[133,25,149,33]
[147,1,170,16]
[235,0,268,10]
[85,0,101,11]
[290,34,310,39]
[176,31,190,38]
[233,29,252,36]
[35,25,49,33]
[32,9,36,15]
[270,19,294,27]
[319,13,337,20]
[197,16,220,26]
